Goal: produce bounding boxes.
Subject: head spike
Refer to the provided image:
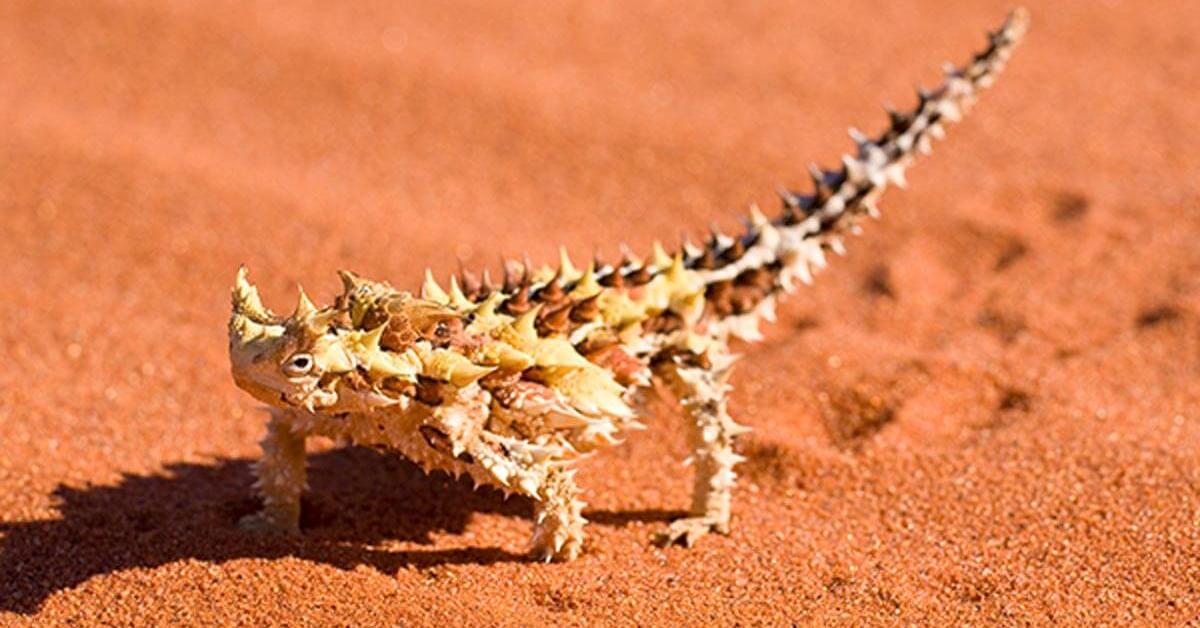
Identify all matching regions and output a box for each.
[337,269,365,295]
[292,284,317,320]
[232,266,277,323]
[421,269,450,304]
[447,276,473,310]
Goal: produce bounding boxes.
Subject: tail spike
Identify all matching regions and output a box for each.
[777,185,801,209]
[808,164,831,202]
[650,240,673,269]
[680,233,703,259]
[748,204,769,228]
[599,264,624,288]
[848,127,870,147]
[627,261,652,285]
[693,241,717,270]
[617,244,640,268]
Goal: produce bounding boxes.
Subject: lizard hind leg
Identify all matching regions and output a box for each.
[653,348,750,548]
[529,469,587,562]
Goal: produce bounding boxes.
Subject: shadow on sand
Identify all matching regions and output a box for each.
[0,446,681,614]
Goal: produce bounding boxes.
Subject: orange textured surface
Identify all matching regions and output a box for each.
[2,1,1199,625]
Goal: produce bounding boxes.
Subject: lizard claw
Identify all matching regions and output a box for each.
[531,534,584,563]
[653,516,727,548]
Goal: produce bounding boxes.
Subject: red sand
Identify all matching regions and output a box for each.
[2,0,1199,625]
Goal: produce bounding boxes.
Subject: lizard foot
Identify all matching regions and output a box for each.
[531,528,584,563]
[237,511,299,536]
[654,516,728,548]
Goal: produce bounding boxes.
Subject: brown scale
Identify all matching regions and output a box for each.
[479,369,522,392]
[736,266,776,291]
[584,344,647,387]
[701,253,782,318]
[342,368,372,391]
[499,282,532,315]
[573,330,619,355]
[380,376,416,397]
[626,263,652,286]
[650,346,711,370]
[458,265,482,301]
[414,376,447,406]
[532,269,566,307]
[705,280,736,318]
[478,269,496,300]
[569,294,601,323]
[692,245,717,270]
[642,310,684,334]
[719,237,746,264]
[536,303,573,336]
[598,266,623,288]
[730,287,763,315]
[500,260,521,294]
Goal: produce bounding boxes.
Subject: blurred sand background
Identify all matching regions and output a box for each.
[1,0,1198,624]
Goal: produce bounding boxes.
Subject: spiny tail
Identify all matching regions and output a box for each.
[427,9,1028,345]
[692,8,1029,328]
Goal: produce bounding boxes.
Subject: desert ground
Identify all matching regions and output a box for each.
[2,0,1198,625]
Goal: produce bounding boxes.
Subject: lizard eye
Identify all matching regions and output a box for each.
[282,353,314,377]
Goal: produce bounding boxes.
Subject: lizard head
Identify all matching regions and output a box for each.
[228,266,352,412]
[229,267,447,416]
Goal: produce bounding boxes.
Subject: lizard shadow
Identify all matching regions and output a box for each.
[0,446,675,615]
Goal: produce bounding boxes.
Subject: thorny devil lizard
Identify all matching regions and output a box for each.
[229,9,1028,562]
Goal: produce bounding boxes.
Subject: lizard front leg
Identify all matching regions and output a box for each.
[239,409,307,534]
[653,349,749,547]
